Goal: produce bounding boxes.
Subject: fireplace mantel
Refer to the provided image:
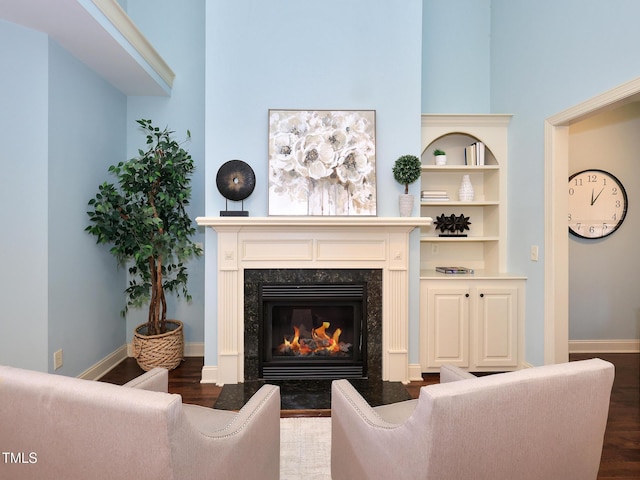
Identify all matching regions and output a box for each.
[197,215,432,385]
[196,216,432,229]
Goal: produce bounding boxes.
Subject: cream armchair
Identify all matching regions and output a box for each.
[0,365,280,480]
[331,359,614,480]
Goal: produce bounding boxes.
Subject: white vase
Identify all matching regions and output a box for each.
[434,154,447,165]
[398,194,414,217]
[458,175,474,201]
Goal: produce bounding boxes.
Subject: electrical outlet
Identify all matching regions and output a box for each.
[54,349,63,370]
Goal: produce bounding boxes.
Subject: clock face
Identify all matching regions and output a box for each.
[568,169,628,239]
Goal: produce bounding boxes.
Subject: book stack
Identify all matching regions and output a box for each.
[421,190,449,202]
[464,141,485,166]
[435,266,475,274]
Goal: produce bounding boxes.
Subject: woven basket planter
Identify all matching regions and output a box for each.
[133,320,184,371]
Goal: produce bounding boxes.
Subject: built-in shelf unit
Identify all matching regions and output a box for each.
[419,114,526,373]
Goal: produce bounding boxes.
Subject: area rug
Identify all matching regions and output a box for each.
[280,417,331,479]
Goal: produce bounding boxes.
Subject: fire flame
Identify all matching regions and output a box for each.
[277,321,348,356]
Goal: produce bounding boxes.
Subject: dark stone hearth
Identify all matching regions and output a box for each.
[214,378,411,411]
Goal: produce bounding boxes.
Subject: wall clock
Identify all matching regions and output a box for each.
[568,169,628,239]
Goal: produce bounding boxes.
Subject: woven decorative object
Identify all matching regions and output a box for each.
[133,320,184,371]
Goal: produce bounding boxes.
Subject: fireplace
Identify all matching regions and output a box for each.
[244,269,382,382]
[196,216,431,385]
[260,282,366,379]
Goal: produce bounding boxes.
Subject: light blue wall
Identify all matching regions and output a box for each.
[422,0,491,113]
[125,0,206,345]
[0,20,49,372]
[0,20,126,375]
[490,0,640,364]
[205,0,424,365]
[48,40,127,376]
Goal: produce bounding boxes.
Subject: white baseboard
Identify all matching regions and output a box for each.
[408,363,423,382]
[78,345,128,380]
[184,342,205,357]
[201,365,218,384]
[80,342,206,381]
[569,339,640,354]
[126,341,205,357]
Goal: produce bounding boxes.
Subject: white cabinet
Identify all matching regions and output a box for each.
[423,283,470,368]
[420,276,525,372]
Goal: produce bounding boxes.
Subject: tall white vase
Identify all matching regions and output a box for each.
[458,174,474,201]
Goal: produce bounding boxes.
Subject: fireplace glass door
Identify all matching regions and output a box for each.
[259,283,366,379]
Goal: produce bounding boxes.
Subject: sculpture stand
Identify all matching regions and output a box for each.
[220,199,248,216]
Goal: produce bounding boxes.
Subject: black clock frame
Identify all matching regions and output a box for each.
[568,168,628,240]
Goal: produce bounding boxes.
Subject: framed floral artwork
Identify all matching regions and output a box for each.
[268,109,376,216]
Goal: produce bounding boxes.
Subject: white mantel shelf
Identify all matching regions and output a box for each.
[196,216,432,229]
[199,215,431,386]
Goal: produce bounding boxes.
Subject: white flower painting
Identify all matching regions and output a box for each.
[268,110,376,216]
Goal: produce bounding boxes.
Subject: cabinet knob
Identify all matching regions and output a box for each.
[465,293,469,298]
[480,293,484,298]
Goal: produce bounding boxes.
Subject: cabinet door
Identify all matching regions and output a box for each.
[474,286,518,367]
[426,287,470,368]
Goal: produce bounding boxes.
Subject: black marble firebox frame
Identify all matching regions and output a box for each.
[244,268,383,382]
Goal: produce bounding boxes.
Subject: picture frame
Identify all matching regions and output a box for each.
[268,109,376,216]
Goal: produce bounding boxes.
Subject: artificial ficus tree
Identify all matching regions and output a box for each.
[86,119,202,335]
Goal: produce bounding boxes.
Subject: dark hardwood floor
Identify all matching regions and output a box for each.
[571,353,640,480]
[100,353,639,479]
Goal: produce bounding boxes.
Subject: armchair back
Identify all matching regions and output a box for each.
[0,365,281,480]
[332,359,614,480]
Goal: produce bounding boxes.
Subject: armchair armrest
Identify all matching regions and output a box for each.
[122,367,168,393]
[331,379,420,479]
[176,384,281,480]
[332,379,400,428]
[221,384,281,437]
[439,364,476,383]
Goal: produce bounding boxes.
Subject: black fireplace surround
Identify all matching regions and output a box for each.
[244,269,382,381]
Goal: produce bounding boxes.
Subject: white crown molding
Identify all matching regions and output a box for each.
[421,113,513,128]
[0,0,174,96]
[548,77,640,126]
[91,0,175,89]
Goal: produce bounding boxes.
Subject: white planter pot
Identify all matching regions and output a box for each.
[398,194,414,217]
[434,154,447,165]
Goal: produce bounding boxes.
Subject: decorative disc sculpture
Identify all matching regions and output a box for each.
[216,160,256,216]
